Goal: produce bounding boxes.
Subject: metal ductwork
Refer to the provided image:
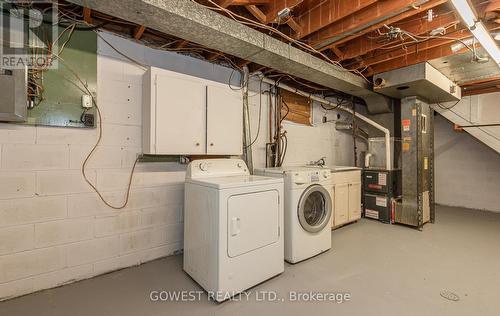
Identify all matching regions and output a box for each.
[65,0,393,113]
[362,93,394,114]
[373,63,461,104]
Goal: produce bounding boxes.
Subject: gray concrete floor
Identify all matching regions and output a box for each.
[1,205,500,316]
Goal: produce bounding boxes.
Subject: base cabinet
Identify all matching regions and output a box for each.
[331,170,362,229]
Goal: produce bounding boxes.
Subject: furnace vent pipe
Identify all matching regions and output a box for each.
[261,76,392,170]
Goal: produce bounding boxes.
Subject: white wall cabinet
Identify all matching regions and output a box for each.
[206,85,243,155]
[143,67,243,155]
[331,170,362,229]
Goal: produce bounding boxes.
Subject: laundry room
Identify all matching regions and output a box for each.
[1,1,500,316]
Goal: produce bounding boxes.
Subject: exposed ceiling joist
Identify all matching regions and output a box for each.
[229,0,271,5]
[173,39,190,49]
[462,85,500,96]
[64,0,392,107]
[245,4,267,23]
[285,16,302,35]
[133,25,146,40]
[261,0,304,24]
[355,28,472,72]
[337,8,460,62]
[319,0,449,51]
[365,40,480,76]
[217,0,235,8]
[206,51,223,61]
[292,0,378,40]
[83,7,92,24]
[306,0,431,48]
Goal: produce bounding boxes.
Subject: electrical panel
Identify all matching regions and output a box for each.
[0,68,27,122]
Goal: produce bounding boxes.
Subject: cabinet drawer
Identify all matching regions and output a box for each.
[331,170,361,184]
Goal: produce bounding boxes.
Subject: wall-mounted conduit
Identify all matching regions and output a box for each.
[260,76,392,170]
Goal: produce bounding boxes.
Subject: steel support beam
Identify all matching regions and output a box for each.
[65,0,392,112]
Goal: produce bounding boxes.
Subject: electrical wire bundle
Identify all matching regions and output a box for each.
[194,0,370,82]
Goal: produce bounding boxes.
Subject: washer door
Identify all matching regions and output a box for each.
[297,184,332,233]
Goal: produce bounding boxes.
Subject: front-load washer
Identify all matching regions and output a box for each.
[255,167,332,263]
[184,159,284,302]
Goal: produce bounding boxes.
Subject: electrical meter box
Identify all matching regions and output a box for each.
[0,68,27,122]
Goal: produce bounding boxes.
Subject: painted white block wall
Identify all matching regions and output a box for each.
[0,32,358,300]
[435,114,500,212]
[245,78,360,169]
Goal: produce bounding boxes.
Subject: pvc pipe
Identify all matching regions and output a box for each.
[261,77,392,170]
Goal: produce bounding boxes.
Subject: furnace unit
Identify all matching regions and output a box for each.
[395,97,435,229]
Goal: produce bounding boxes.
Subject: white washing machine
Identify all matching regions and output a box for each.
[255,167,333,263]
[183,159,284,301]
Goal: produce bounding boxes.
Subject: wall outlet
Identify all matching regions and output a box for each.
[82,94,93,108]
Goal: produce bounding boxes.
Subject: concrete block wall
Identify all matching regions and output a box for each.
[245,78,359,169]
[0,32,358,300]
[0,34,187,301]
[434,115,500,212]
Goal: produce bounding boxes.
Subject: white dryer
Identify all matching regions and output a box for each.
[255,167,332,263]
[184,159,284,301]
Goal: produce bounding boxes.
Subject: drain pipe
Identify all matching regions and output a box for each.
[261,76,392,170]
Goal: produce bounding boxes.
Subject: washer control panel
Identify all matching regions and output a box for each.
[292,170,331,184]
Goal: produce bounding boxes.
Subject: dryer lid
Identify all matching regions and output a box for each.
[186,175,283,190]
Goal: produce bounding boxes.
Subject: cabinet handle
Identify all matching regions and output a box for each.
[210,143,214,146]
[196,143,200,146]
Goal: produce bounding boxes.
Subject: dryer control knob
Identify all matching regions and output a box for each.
[323,172,329,179]
[199,162,209,171]
[237,162,243,168]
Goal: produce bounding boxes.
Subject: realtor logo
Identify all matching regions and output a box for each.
[0,0,59,69]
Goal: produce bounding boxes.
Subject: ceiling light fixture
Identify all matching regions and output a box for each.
[450,0,477,28]
[470,22,500,63]
[450,0,500,65]
[277,8,291,20]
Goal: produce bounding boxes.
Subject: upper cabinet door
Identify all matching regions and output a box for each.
[154,74,206,155]
[206,85,243,155]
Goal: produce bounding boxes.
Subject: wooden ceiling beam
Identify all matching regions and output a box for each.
[173,39,190,49]
[245,5,267,23]
[462,86,500,96]
[305,0,428,45]
[461,76,500,87]
[483,0,500,14]
[133,25,146,40]
[260,0,304,24]
[285,16,302,34]
[217,0,235,8]
[364,39,480,76]
[237,59,252,68]
[206,51,223,61]
[319,0,449,51]
[291,0,378,39]
[350,28,473,72]
[337,7,459,62]
[83,7,92,24]
[230,0,271,5]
